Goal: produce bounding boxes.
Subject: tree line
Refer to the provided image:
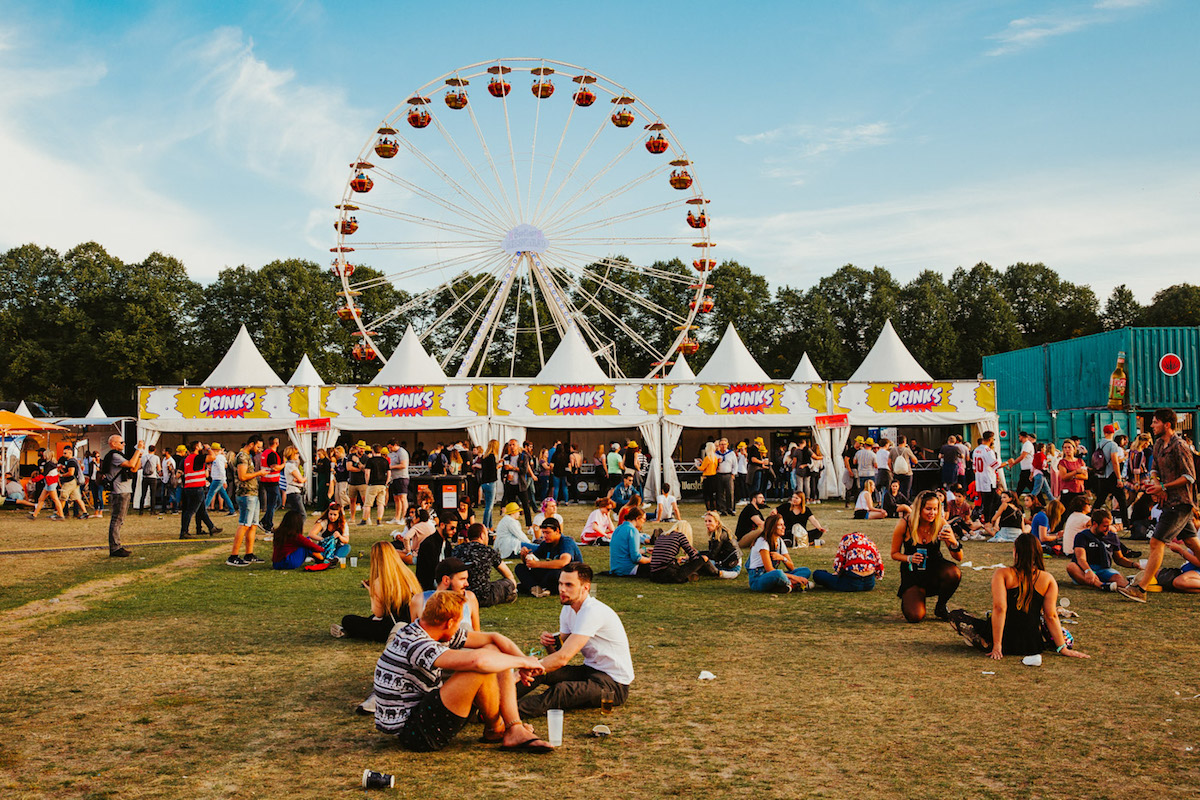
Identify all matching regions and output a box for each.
[3,241,1198,417]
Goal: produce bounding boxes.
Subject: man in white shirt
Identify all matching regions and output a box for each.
[519,562,633,717]
[972,431,1012,523]
[139,446,161,514]
[1016,432,1036,494]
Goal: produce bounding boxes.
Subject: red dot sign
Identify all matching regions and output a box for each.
[1161,352,1182,377]
[999,429,1008,439]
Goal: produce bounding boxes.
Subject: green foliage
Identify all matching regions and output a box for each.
[894,270,959,377]
[1101,284,1143,330]
[949,263,1025,376]
[1141,284,1200,327]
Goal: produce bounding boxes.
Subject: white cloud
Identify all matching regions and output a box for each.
[717,167,1200,302]
[987,1,1155,56]
[737,122,893,185]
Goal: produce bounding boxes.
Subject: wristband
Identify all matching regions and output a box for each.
[947,543,962,553]
[1056,643,1066,653]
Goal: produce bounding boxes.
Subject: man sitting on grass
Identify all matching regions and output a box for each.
[453,523,517,608]
[374,591,553,753]
[518,562,633,718]
[516,517,582,597]
[1066,509,1139,592]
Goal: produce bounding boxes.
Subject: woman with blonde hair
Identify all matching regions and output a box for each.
[809,441,825,501]
[282,445,306,516]
[699,442,719,512]
[332,541,422,641]
[703,511,741,578]
[648,520,718,583]
[854,479,887,520]
[447,448,463,476]
[890,490,963,622]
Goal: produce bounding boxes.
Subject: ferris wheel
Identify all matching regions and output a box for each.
[332,57,715,379]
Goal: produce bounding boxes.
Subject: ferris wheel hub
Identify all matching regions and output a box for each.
[501,223,549,255]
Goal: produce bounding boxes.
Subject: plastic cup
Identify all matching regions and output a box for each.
[350,557,358,568]
[546,709,563,746]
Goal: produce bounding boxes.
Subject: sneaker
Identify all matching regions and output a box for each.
[387,518,403,525]
[1104,582,1118,593]
[180,532,201,540]
[531,587,551,598]
[951,613,986,650]
[243,553,264,565]
[225,555,247,567]
[209,527,223,536]
[330,623,346,638]
[1117,583,1147,603]
[110,548,132,558]
[356,694,377,715]
[358,520,368,526]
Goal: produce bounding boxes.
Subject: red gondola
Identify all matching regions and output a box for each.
[611,108,635,127]
[330,259,355,278]
[336,305,358,321]
[645,134,669,154]
[336,216,358,235]
[678,338,700,356]
[693,258,716,272]
[690,296,715,313]
[532,79,554,98]
[444,91,468,109]
[488,78,511,97]
[669,169,693,190]
[351,342,377,361]
[350,172,373,193]
[687,210,707,229]
[573,88,596,106]
[374,138,398,158]
[407,109,431,128]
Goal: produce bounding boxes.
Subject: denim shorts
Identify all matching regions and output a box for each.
[237,494,260,526]
[1071,567,1120,585]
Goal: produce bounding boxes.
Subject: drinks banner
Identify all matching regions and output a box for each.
[139,386,307,421]
[320,385,486,420]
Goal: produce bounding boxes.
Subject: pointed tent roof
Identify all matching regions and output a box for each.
[85,399,108,418]
[848,319,932,382]
[667,353,695,381]
[695,323,770,383]
[790,352,823,382]
[203,325,284,386]
[372,325,448,385]
[288,354,325,386]
[14,400,32,417]
[535,326,608,383]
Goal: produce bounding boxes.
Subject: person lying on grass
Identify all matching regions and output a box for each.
[374,590,553,753]
[1066,509,1140,592]
[890,490,963,622]
[746,512,811,593]
[950,533,1089,661]
[333,541,422,642]
[518,562,633,718]
[811,531,884,592]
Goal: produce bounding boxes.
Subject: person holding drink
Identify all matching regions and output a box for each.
[890,490,963,622]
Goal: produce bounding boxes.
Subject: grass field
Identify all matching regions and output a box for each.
[1,501,1198,799]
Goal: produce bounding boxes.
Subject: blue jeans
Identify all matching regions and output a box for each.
[273,547,308,570]
[536,475,552,502]
[260,483,280,531]
[812,569,876,592]
[748,565,811,592]
[941,462,958,488]
[206,479,234,512]
[481,480,496,528]
[1030,472,1054,504]
[553,475,569,503]
[237,495,260,527]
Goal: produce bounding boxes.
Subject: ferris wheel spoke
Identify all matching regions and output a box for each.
[549,199,679,239]
[552,236,696,247]
[441,269,511,370]
[525,259,547,368]
[363,257,507,331]
[351,201,500,240]
[537,258,630,378]
[534,112,614,229]
[526,64,547,229]
[427,109,522,230]
[546,251,687,326]
[460,251,525,378]
[530,83,580,223]
[369,167,509,236]
[541,163,668,237]
[389,133,514,232]
[499,74,525,222]
[351,240,504,250]
[418,266,507,348]
[537,137,642,232]
[350,248,499,292]
[547,247,698,284]
[461,100,519,228]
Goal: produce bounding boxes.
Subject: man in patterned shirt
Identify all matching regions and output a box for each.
[1120,409,1200,603]
[453,523,518,607]
[374,590,553,753]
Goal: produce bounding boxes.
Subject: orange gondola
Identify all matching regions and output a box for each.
[532,79,554,98]
[407,108,431,128]
[336,305,358,321]
[687,210,707,229]
[330,259,355,278]
[488,78,511,97]
[669,169,693,190]
[336,217,358,235]
[351,342,377,361]
[350,172,373,193]
[374,137,398,158]
[693,258,716,272]
[444,91,468,109]
[573,88,596,106]
[611,108,635,127]
[690,296,715,313]
[645,134,669,154]
[678,338,700,356]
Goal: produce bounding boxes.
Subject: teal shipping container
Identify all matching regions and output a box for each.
[984,327,1200,412]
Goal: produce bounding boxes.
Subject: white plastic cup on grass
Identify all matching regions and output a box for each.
[350,557,358,568]
[547,709,563,746]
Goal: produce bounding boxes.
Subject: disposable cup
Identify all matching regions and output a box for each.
[350,557,359,568]
[546,709,563,747]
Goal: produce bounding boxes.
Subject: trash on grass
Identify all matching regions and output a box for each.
[981,671,996,675]
[698,670,716,681]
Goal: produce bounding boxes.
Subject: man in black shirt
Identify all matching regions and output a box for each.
[364,443,391,526]
[416,517,458,590]
[736,492,769,548]
[453,522,517,607]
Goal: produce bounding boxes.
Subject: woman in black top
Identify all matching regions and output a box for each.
[480,439,500,528]
[890,490,964,622]
[950,533,1089,661]
[775,491,827,546]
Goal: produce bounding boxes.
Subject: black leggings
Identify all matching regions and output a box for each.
[339,614,399,643]
[649,558,718,583]
[900,563,961,623]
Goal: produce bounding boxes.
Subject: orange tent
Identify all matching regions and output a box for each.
[1,411,65,492]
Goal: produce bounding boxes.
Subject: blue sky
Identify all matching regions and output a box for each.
[1,0,1196,302]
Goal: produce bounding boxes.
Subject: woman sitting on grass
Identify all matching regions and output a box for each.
[1060,493,1093,553]
[580,497,616,546]
[648,520,718,583]
[776,490,827,546]
[310,502,351,564]
[812,532,884,592]
[854,479,887,520]
[890,490,963,622]
[1144,538,1200,593]
[747,513,811,593]
[332,541,422,641]
[704,511,741,578]
[949,533,1088,662]
[271,508,329,570]
[1031,498,1064,555]
[617,494,643,525]
[987,491,1030,543]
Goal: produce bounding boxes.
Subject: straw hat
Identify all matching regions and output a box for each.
[503,502,521,516]
[210,442,222,451]
[355,440,368,448]
[627,440,639,449]
[854,436,864,444]
[864,438,875,446]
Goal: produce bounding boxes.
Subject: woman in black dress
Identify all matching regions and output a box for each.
[890,490,964,622]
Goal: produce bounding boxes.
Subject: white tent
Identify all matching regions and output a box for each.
[535,326,608,384]
[14,400,32,417]
[203,325,284,386]
[373,325,448,385]
[848,319,932,382]
[288,354,325,386]
[85,399,108,418]
[790,352,822,382]
[54,398,132,427]
[667,354,695,381]
[694,324,770,383]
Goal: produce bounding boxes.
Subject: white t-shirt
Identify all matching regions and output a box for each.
[875,449,891,470]
[560,596,634,685]
[210,453,227,480]
[655,492,676,520]
[1062,512,1091,553]
[855,491,872,511]
[748,536,788,571]
[972,445,999,492]
[1019,440,1035,470]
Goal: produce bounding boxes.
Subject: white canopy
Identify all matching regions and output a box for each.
[535,326,608,384]
[694,324,770,384]
[53,397,132,427]
[203,325,284,386]
[667,354,695,381]
[372,325,448,385]
[14,400,32,417]
[790,352,822,382]
[85,399,107,418]
[848,319,932,382]
[288,354,325,386]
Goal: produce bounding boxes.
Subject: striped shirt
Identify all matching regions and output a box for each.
[649,530,702,573]
[373,621,467,734]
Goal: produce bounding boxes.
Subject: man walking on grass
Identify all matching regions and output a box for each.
[1119,409,1200,603]
[180,440,222,540]
[228,436,268,567]
[103,433,142,558]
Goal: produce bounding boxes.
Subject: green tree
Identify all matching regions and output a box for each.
[1141,284,1200,327]
[1101,284,1142,330]
[814,265,901,369]
[772,286,846,379]
[1000,262,1100,345]
[948,263,1024,376]
[694,260,777,373]
[893,270,959,377]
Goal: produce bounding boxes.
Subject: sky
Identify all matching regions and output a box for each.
[1,0,1196,303]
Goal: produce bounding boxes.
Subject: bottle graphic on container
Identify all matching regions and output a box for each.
[1108,351,1128,410]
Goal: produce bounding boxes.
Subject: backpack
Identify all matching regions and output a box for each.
[100,449,119,491]
[1090,441,1111,473]
[893,454,911,476]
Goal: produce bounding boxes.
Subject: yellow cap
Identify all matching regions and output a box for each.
[503,502,521,515]
[175,445,188,454]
